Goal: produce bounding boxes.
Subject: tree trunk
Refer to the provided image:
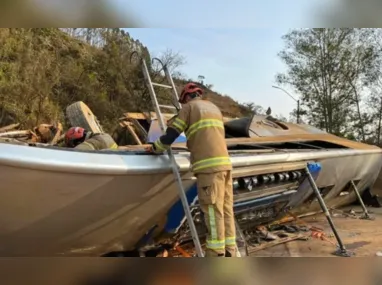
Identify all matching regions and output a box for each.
[377,96,382,145]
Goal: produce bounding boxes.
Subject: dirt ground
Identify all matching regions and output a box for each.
[251,206,382,257]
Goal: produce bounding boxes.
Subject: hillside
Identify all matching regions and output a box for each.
[0,28,258,133]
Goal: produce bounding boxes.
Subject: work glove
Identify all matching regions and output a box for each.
[144,143,153,153]
[144,142,162,155]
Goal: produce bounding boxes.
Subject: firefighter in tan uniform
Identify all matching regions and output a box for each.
[64,126,118,150]
[147,83,236,257]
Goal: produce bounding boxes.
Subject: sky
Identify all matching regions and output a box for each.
[112,0,338,118]
[117,0,335,28]
[125,28,295,117]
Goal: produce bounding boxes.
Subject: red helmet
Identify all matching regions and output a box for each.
[65,127,86,147]
[179,83,203,104]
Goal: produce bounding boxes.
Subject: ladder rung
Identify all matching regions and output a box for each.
[159,104,177,110]
[152,82,173,89]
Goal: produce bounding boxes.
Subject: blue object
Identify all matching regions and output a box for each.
[175,136,187,143]
[147,120,187,143]
[307,162,322,173]
[286,162,322,209]
[164,183,199,233]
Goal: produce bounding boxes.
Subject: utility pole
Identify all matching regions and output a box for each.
[272,85,300,124]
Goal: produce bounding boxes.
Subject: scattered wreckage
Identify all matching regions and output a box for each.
[0,101,381,257]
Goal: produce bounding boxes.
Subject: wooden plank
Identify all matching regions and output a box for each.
[248,233,308,254]
[0,130,30,138]
[124,122,143,145]
[0,123,20,133]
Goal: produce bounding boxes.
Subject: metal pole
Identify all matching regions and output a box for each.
[297,100,300,124]
[163,64,182,110]
[272,85,300,123]
[141,60,167,131]
[141,59,204,257]
[234,218,248,257]
[350,181,374,220]
[305,166,354,257]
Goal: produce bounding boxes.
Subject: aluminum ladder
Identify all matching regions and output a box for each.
[136,55,204,257]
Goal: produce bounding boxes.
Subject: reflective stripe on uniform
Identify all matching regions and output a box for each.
[109,143,118,149]
[206,205,225,250]
[172,118,187,133]
[154,139,169,152]
[192,156,232,172]
[225,236,236,246]
[206,240,226,250]
[185,119,224,138]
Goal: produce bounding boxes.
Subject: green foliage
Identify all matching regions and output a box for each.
[240,102,265,116]
[0,28,253,132]
[276,28,380,141]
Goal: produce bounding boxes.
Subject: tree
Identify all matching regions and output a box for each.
[276,28,379,140]
[198,75,205,85]
[367,92,382,145]
[0,28,252,134]
[151,48,187,79]
[241,102,265,116]
[362,29,382,146]
[273,113,289,122]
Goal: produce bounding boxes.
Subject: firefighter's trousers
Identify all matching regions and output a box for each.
[196,170,236,257]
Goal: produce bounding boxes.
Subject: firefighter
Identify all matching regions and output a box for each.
[146,82,236,257]
[64,126,118,151]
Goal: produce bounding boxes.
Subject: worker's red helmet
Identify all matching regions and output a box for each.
[65,127,86,147]
[179,83,203,104]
